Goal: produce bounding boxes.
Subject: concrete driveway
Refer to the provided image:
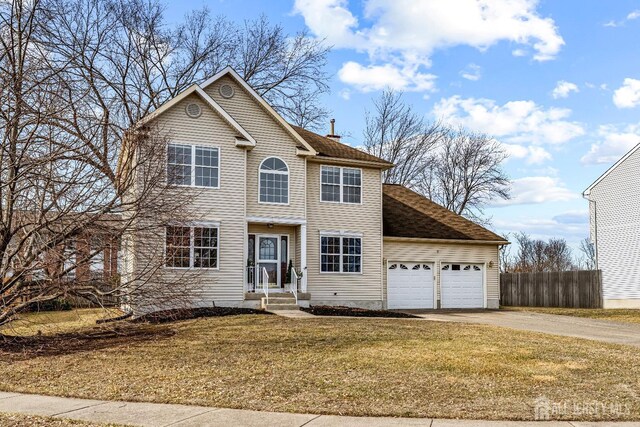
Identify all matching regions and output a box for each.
[413,310,640,347]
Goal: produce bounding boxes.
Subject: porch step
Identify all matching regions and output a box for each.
[265,303,300,311]
[261,295,299,311]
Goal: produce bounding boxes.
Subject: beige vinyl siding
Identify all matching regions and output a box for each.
[306,162,383,303]
[138,93,247,305]
[204,76,306,220]
[383,239,500,307]
[588,147,640,300]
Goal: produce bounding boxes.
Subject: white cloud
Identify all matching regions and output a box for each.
[552,210,589,225]
[603,10,640,27]
[629,10,640,20]
[293,0,564,92]
[552,80,579,99]
[460,63,481,81]
[338,89,351,100]
[432,96,585,146]
[502,144,552,165]
[613,78,640,108]
[491,176,577,207]
[493,213,588,243]
[581,123,640,165]
[337,62,436,92]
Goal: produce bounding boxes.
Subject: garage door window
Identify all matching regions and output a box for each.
[320,235,362,273]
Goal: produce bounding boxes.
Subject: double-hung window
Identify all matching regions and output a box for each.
[320,166,361,203]
[320,234,362,273]
[166,225,219,269]
[167,143,219,188]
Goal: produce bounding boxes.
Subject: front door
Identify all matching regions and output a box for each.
[258,236,280,289]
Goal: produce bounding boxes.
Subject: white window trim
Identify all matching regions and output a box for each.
[319,165,363,204]
[164,222,220,270]
[167,142,221,189]
[319,231,363,275]
[258,156,290,205]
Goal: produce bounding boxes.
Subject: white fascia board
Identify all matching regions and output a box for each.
[194,86,255,144]
[583,142,640,197]
[201,66,318,155]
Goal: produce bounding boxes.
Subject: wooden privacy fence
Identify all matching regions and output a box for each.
[500,270,602,308]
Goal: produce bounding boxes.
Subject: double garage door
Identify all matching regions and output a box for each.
[387,262,484,309]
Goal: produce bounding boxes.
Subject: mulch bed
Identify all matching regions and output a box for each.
[132,306,272,324]
[1,324,174,359]
[301,305,419,318]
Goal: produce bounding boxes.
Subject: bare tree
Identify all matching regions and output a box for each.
[544,238,575,272]
[508,233,577,273]
[0,0,202,327]
[40,1,330,129]
[420,127,510,221]
[364,90,510,221]
[363,89,444,186]
[578,238,596,270]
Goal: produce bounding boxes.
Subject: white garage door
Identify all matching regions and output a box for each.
[440,264,484,308]
[387,262,435,309]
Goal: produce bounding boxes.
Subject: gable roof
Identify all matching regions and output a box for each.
[291,125,394,168]
[138,84,255,145]
[383,184,508,243]
[200,67,317,155]
[583,142,640,196]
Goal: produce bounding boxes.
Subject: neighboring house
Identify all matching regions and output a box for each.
[584,143,640,308]
[119,67,508,313]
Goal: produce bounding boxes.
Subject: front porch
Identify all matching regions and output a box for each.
[244,217,308,308]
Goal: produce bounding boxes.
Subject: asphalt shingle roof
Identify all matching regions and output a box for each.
[383,184,508,243]
[291,125,394,167]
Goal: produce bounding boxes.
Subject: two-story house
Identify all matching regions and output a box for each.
[119,67,507,313]
[584,142,640,308]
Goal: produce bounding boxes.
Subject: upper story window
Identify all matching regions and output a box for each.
[321,166,361,204]
[167,143,219,188]
[259,157,289,204]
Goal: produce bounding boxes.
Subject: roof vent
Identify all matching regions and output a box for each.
[185,102,202,118]
[219,84,235,99]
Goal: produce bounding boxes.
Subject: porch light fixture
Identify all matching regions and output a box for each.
[267,223,274,229]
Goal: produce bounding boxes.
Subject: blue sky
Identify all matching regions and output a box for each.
[168,0,640,248]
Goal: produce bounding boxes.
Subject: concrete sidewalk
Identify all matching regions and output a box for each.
[0,392,638,427]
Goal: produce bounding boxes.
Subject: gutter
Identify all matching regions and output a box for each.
[383,236,510,245]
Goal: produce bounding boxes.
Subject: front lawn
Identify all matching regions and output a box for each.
[1,313,639,421]
[504,306,640,324]
[0,308,123,336]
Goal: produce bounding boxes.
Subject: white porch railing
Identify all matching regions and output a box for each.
[245,265,303,297]
[285,268,299,304]
[260,267,269,305]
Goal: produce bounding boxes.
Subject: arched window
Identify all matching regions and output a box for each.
[259,157,289,204]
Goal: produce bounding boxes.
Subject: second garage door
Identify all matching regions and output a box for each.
[387,262,435,309]
[440,263,484,308]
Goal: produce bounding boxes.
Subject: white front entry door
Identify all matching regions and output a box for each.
[440,264,484,308]
[257,236,280,289]
[387,262,435,309]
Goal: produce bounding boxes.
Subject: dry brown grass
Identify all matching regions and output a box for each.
[1,314,639,421]
[504,307,640,324]
[0,309,124,337]
[0,412,127,426]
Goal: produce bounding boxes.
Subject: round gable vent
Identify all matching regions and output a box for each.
[185,102,202,118]
[219,84,235,99]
